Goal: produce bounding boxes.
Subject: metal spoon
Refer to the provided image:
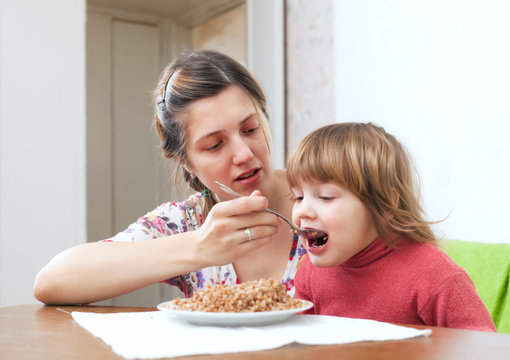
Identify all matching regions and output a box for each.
[215,181,328,240]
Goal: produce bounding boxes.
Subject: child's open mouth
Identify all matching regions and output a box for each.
[305,231,329,248]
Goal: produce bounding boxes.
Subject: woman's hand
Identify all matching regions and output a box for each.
[193,190,280,266]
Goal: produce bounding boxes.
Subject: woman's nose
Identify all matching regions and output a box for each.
[231,137,254,165]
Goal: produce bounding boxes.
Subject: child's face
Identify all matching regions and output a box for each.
[291,180,378,268]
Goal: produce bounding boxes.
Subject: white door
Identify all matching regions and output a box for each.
[86,12,182,306]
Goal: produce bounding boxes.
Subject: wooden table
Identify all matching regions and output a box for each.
[1,304,509,359]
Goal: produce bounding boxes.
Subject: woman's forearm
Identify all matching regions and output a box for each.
[33,232,205,305]
[34,196,280,305]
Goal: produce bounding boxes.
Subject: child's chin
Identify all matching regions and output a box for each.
[309,255,334,268]
[308,250,347,268]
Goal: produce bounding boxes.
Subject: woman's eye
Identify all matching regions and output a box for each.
[243,126,259,134]
[206,141,223,151]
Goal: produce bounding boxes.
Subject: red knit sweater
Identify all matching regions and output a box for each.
[295,238,496,332]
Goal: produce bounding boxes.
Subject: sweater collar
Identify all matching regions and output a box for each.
[341,237,395,268]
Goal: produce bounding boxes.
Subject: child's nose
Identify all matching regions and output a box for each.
[292,199,316,224]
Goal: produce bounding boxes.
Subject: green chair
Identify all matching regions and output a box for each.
[442,239,510,333]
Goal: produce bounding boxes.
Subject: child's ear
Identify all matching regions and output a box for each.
[390,188,399,208]
[383,188,399,221]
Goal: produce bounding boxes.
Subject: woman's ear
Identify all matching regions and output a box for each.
[178,158,193,176]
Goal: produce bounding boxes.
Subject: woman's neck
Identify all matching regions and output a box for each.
[266,169,292,215]
[233,169,295,283]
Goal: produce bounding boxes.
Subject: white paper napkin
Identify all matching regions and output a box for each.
[72,311,431,359]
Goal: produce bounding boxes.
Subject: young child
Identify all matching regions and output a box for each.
[287,123,496,331]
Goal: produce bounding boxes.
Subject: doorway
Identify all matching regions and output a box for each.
[86,0,247,306]
[85,0,284,306]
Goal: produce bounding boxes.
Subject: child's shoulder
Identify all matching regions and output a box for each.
[400,240,454,261]
[397,240,465,280]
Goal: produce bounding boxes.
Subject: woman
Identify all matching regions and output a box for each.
[34,50,307,305]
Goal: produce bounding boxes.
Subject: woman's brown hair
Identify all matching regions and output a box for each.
[286,122,437,246]
[154,50,268,217]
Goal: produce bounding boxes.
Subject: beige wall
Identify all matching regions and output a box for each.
[285,0,335,156]
[332,1,510,244]
[192,4,247,65]
[0,0,87,306]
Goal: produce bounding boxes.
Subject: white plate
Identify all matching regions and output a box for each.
[157,299,313,326]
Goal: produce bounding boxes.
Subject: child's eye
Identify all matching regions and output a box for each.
[293,195,303,202]
[319,196,334,201]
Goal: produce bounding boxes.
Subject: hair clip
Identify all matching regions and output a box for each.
[201,189,212,197]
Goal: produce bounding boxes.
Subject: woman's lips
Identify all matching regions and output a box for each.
[236,168,259,180]
[235,168,261,186]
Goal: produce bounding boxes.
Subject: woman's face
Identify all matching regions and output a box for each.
[184,85,273,200]
[291,180,378,268]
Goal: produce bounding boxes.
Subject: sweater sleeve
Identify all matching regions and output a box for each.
[418,269,496,332]
[105,194,204,295]
[107,194,203,242]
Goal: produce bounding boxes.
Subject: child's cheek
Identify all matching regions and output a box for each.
[291,205,300,227]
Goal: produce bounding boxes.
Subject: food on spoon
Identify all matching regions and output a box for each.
[291,227,328,241]
[171,278,304,312]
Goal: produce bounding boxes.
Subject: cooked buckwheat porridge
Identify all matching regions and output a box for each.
[171,278,304,312]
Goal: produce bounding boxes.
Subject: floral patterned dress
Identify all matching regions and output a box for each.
[106,193,307,297]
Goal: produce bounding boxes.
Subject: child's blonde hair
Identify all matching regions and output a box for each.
[286,122,437,246]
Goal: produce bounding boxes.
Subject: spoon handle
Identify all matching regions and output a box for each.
[259,207,296,230]
[215,181,243,198]
[214,181,297,230]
